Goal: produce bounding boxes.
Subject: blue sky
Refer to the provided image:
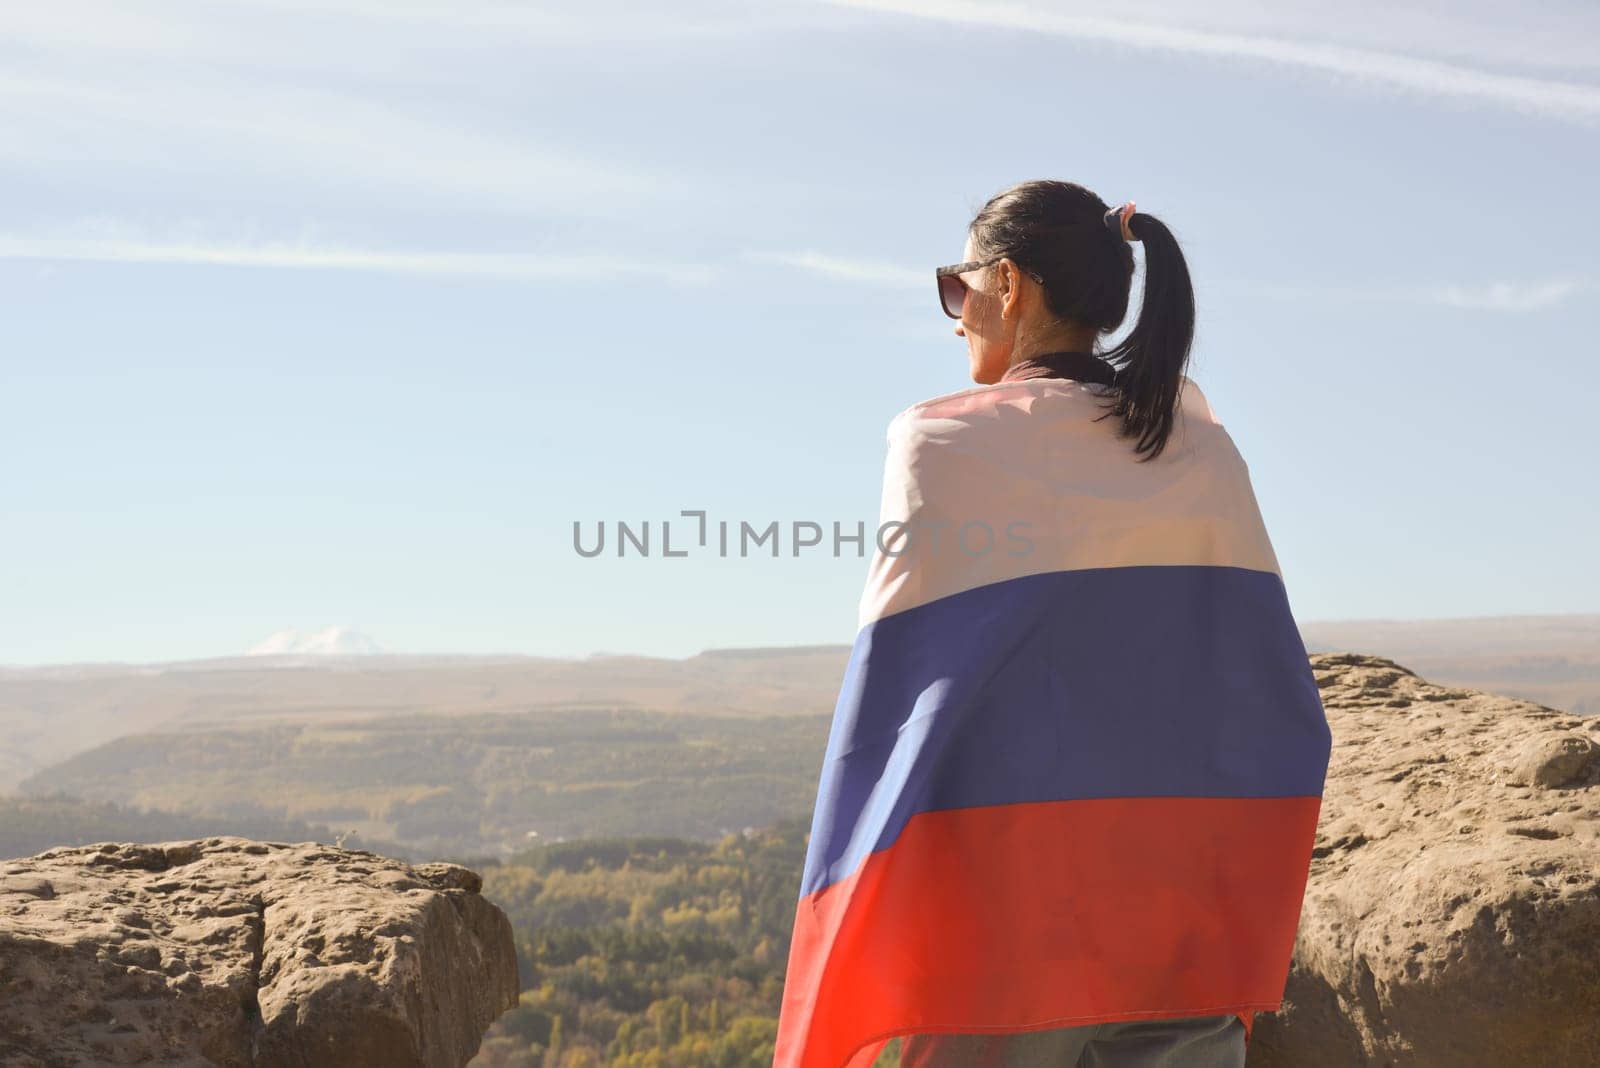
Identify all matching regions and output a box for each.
[2,1,1597,665]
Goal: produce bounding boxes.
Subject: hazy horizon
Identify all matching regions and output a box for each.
[3,609,1599,670]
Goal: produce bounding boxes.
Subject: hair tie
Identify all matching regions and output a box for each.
[1103,201,1138,242]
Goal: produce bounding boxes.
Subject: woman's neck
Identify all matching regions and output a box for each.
[999,349,1118,386]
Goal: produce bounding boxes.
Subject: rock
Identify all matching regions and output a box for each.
[0,836,519,1067]
[1508,733,1598,788]
[1248,654,1600,1066]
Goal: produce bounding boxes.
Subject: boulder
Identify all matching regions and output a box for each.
[0,836,519,1067]
[1249,653,1600,1066]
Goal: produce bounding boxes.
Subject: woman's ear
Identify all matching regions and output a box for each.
[996,261,1018,320]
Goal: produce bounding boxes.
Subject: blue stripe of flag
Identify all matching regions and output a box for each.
[801,564,1332,901]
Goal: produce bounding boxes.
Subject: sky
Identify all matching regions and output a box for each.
[2,0,1598,665]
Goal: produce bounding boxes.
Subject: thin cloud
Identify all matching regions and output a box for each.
[206,0,840,40]
[819,0,1600,124]
[0,234,718,285]
[8,2,1596,80]
[1212,275,1598,311]
[0,1,839,66]
[1422,277,1596,312]
[0,71,679,214]
[745,250,926,289]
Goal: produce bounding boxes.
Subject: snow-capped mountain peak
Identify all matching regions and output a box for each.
[247,627,385,657]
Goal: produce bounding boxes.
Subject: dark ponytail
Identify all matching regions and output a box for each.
[966,179,1196,462]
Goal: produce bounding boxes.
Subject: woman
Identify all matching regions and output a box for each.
[772,180,1332,1068]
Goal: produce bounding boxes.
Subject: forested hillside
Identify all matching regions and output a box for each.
[20,708,831,857]
[468,817,902,1068]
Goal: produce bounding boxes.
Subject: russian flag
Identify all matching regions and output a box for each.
[773,375,1332,1068]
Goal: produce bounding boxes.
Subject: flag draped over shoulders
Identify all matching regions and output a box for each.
[772,373,1333,1068]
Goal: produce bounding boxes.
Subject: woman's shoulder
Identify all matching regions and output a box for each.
[892,378,1045,420]
[886,377,1094,436]
[888,374,1219,437]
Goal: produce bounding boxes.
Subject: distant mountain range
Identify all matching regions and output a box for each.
[1,614,1594,801]
[0,644,847,795]
[1297,613,1600,716]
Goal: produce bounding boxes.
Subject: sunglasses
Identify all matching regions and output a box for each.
[935,257,1045,320]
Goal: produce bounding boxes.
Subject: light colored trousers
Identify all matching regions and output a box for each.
[898,1014,1246,1068]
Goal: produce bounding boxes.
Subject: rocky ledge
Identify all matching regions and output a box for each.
[1250,653,1600,1066]
[0,836,519,1067]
